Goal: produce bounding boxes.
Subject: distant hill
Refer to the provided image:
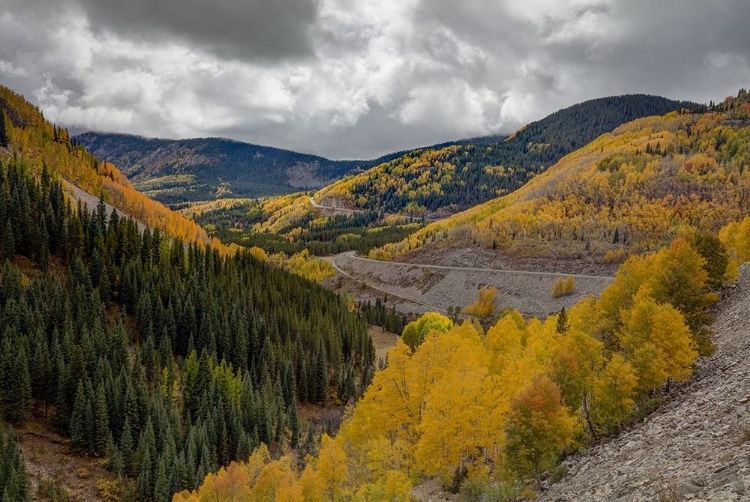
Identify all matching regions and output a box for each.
[74,133,402,206]
[372,90,750,263]
[315,94,701,217]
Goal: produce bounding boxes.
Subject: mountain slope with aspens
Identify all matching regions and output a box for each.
[374,90,750,266]
[315,94,698,218]
[167,90,750,501]
[0,85,378,500]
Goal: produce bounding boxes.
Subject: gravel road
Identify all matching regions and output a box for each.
[325,251,614,318]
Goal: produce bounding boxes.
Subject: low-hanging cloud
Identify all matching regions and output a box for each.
[1,0,749,159]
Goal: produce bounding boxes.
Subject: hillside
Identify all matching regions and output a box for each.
[75,132,400,206]
[0,86,230,253]
[0,85,380,500]
[185,194,426,257]
[315,94,699,218]
[541,264,750,501]
[374,91,750,265]
[175,227,730,500]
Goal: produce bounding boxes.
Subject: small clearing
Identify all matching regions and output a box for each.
[369,325,399,362]
[17,418,117,501]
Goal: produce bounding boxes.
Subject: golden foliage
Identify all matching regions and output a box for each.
[375,109,750,261]
[552,277,575,298]
[315,147,460,216]
[0,85,236,256]
[278,249,335,283]
[462,287,497,318]
[185,235,713,498]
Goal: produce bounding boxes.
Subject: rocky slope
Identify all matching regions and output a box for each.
[325,251,613,317]
[541,265,750,501]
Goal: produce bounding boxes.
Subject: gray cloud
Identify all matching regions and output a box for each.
[77,0,320,61]
[1,0,749,159]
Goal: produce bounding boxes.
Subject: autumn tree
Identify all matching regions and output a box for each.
[590,354,637,436]
[503,375,576,486]
[462,287,497,319]
[401,312,453,351]
[618,287,697,395]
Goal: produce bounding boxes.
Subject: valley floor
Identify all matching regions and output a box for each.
[541,265,750,501]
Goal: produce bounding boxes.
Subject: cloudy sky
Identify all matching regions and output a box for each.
[1,0,749,159]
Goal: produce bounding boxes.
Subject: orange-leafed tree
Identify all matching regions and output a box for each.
[503,375,576,486]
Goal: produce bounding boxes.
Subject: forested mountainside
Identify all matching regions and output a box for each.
[315,94,699,217]
[374,90,750,264]
[173,92,750,497]
[74,132,402,206]
[0,86,392,500]
[0,86,231,254]
[185,194,426,257]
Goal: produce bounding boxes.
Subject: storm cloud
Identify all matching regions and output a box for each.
[1,0,749,159]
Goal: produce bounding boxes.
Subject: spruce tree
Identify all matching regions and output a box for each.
[153,458,169,502]
[314,341,328,406]
[94,384,109,456]
[69,383,87,452]
[556,306,570,334]
[0,111,8,149]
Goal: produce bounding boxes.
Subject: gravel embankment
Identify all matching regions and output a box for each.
[326,251,614,318]
[541,265,750,501]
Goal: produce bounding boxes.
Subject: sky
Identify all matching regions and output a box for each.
[1,0,749,159]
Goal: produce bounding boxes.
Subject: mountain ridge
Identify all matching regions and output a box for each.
[74,131,473,206]
[314,94,701,217]
[372,91,750,264]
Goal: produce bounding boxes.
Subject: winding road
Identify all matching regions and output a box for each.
[325,251,614,317]
[309,196,443,222]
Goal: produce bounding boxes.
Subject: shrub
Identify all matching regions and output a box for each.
[552,277,576,297]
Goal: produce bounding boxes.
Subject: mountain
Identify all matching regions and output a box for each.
[0,84,381,500]
[74,132,404,206]
[315,94,701,217]
[373,90,750,265]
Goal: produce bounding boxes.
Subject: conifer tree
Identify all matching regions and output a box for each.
[94,384,109,456]
[0,111,8,149]
[69,383,87,452]
[154,457,170,502]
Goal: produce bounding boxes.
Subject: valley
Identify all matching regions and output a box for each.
[1,80,750,502]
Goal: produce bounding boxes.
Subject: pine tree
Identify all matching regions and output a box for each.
[69,382,87,452]
[314,341,328,406]
[0,111,8,149]
[120,418,134,476]
[2,220,15,259]
[1,344,32,426]
[154,457,169,502]
[556,306,570,334]
[289,400,300,449]
[94,384,109,456]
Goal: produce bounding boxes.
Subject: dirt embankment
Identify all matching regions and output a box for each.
[325,251,614,318]
[541,265,750,501]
